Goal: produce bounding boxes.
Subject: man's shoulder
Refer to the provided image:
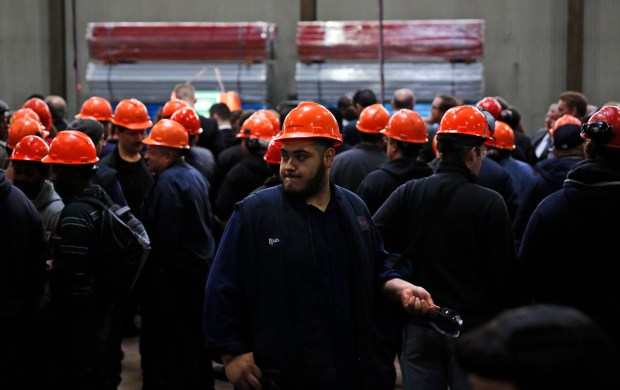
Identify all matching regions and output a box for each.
[233,186,283,216]
[344,120,358,131]
[530,128,548,144]
[199,115,219,132]
[242,185,281,203]
[61,197,100,221]
[332,148,355,163]
[2,180,40,217]
[99,149,117,166]
[333,184,368,209]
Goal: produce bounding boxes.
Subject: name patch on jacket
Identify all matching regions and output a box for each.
[263,235,287,249]
[357,216,370,231]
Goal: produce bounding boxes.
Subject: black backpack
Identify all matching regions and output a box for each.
[82,196,150,300]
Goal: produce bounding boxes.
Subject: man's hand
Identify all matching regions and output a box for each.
[222,352,262,389]
[383,278,439,317]
[400,284,438,317]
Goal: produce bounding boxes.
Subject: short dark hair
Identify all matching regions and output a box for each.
[436,133,485,161]
[393,139,422,159]
[53,163,97,180]
[12,159,50,176]
[327,106,343,133]
[456,304,620,389]
[437,94,460,113]
[337,95,352,109]
[359,132,383,144]
[585,140,620,162]
[352,89,377,108]
[209,103,231,120]
[69,118,104,145]
[499,106,521,130]
[559,91,588,118]
[312,138,336,153]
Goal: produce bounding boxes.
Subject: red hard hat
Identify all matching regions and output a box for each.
[551,114,581,137]
[356,104,390,134]
[111,98,153,130]
[76,96,114,121]
[255,109,281,132]
[22,98,52,131]
[161,99,190,119]
[41,130,99,165]
[10,107,40,125]
[170,107,202,135]
[275,102,342,146]
[263,137,283,164]
[581,105,620,148]
[382,109,428,143]
[486,120,515,150]
[438,105,493,140]
[476,97,502,120]
[142,119,189,149]
[9,135,49,162]
[8,117,46,149]
[238,112,277,140]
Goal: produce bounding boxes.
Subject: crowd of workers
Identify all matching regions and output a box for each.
[2,84,620,390]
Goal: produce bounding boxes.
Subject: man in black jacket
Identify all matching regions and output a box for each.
[518,105,620,351]
[204,102,437,390]
[42,130,120,389]
[357,109,433,214]
[374,105,521,390]
[0,169,46,389]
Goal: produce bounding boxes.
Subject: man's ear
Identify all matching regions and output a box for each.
[465,146,477,164]
[387,138,397,151]
[324,147,336,168]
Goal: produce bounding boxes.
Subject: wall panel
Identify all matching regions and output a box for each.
[1,1,617,136]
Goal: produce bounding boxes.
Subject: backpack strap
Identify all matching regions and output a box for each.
[80,195,133,221]
[78,194,109,210]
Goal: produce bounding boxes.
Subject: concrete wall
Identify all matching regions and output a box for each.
[1,0,619,135]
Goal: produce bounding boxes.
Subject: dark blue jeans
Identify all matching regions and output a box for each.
[400,323,472,390]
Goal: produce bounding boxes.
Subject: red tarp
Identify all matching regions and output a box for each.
[87,22,275,62]
[296,20,484,62]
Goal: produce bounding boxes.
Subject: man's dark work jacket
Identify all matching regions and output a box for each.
[204,184,402,390]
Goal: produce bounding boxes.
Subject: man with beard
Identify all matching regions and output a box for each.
[204,102,437,390]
